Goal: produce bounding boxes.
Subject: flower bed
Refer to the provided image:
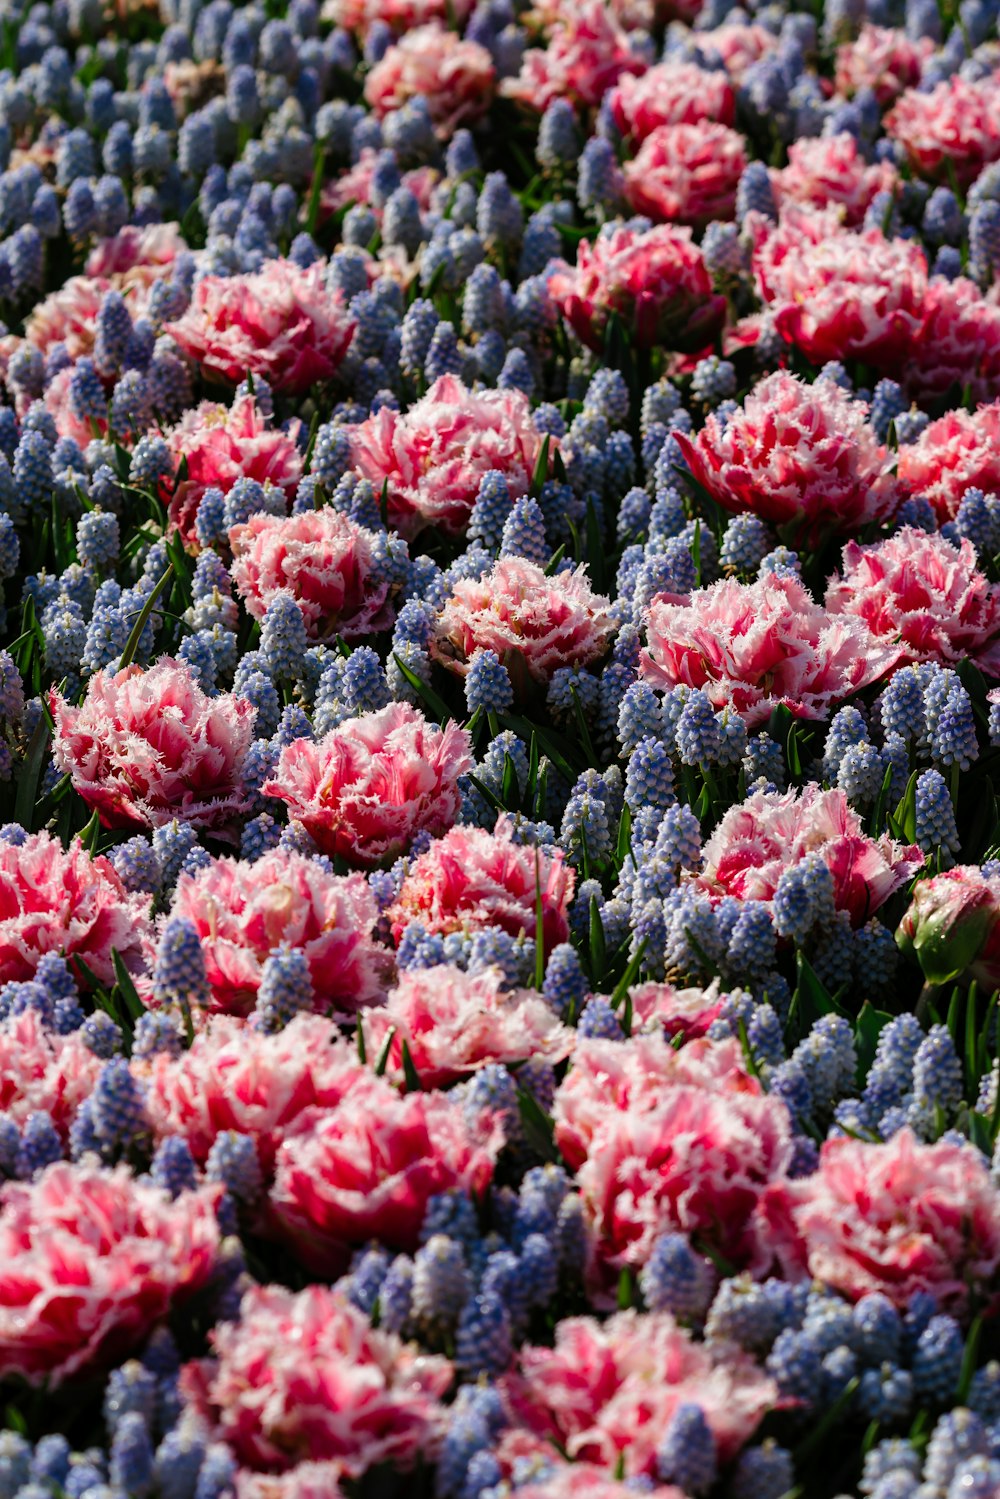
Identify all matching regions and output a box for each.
[0,2,998,1498]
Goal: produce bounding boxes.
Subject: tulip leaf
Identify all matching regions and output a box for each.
[391,653,455,723]
[118,565,173,671]
[14,709,50,834]
[534,848,545,990]
[854,1002,893,1086]
[531,434,551,496]
[517,1088,558,1164]
[610,939,646,1010]
[958,1316,983,1403]
[616,1268,636,1312]
[400,1039,422,1093]
[112,951,146,1022]
[589,894,606,984]
[374,1025,397,1077]
[891,771,919,846]
[585,497,605,595]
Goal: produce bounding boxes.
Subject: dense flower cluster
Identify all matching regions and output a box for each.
[3,0,1000,1494]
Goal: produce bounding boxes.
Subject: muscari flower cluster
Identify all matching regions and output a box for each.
[7,0,1000,1495]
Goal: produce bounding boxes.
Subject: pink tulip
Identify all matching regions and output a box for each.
[168,849,389,1016]
[0,1008,102,1136]
[886,73,1000,185]
[163,394,302,549]
[762,1129,1000,1313]
[389,819,575,958]
[896,863,1000,988]
[548,222,725,354]
[360,962,574,1088]
[771,133,899,226]
[349,374,550,540]
[699,783,924,924]
[898,400,1000,524]
[230,508,399,641]
[826,526,1000,673]
[51,658,256,836]
[674,370,902,542]
[504,1310,776,1478]
[834,25,933,105]
[752,205,927,370]
[608,60,735,140]
[0,1162,221,1386]
[502,0,646,113]
[640,574,903,726]
[264,704,472,866]
[271,1080,503,1270]
[623,122,747,227]
[433,557,614,689]
[141,1012,363,1174]
[167,259,354,393]
[182,1283,452,1475]
[364,27,495,136]
[0,829,152,988]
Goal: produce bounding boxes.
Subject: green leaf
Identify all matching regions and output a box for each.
[544,544,567,576]
[119,565,173,671]
[306,142,327,236]
[500,751,520,811]
[165,530,195,612]
[526,730,540,808]
[392,653,454,723]
[531,434,551,496]
[794,1378,860,1462]
[570,685,596,768]
[14,711,51,833]
[589,895,606,985]
[356,1019,367,1065]
[957,1315,983,1404]
[464,705,484,743]
[869,761,896,836]
[401,1038,422,1092]
[793,951,848,1034]
[467,772,504,814]
[736,1017,764,1083]
[979,990,999,1080]
[517,1088,558,1163]
[499,713,577,783]
[304,411,321,474]
[684,924,718,978]
[112,950,146,1022]
[616,1267,635,1312]
[51,493,72,572]
[766,703,796,747]
[81,808,101,855]
[946,981,962,1046]
[71,954,104,993]
[610,940,646,1009]
[585,496,605,596]
[965,981,980,1097]
[534,849,546,991]
[958,656,990,709]
[893,771,919,846]
[854,1002,893,1085]
[374,1025,396,1077]
[3,1405,27,1436]
[614,801,633,869]
[967,1109,994,1155]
